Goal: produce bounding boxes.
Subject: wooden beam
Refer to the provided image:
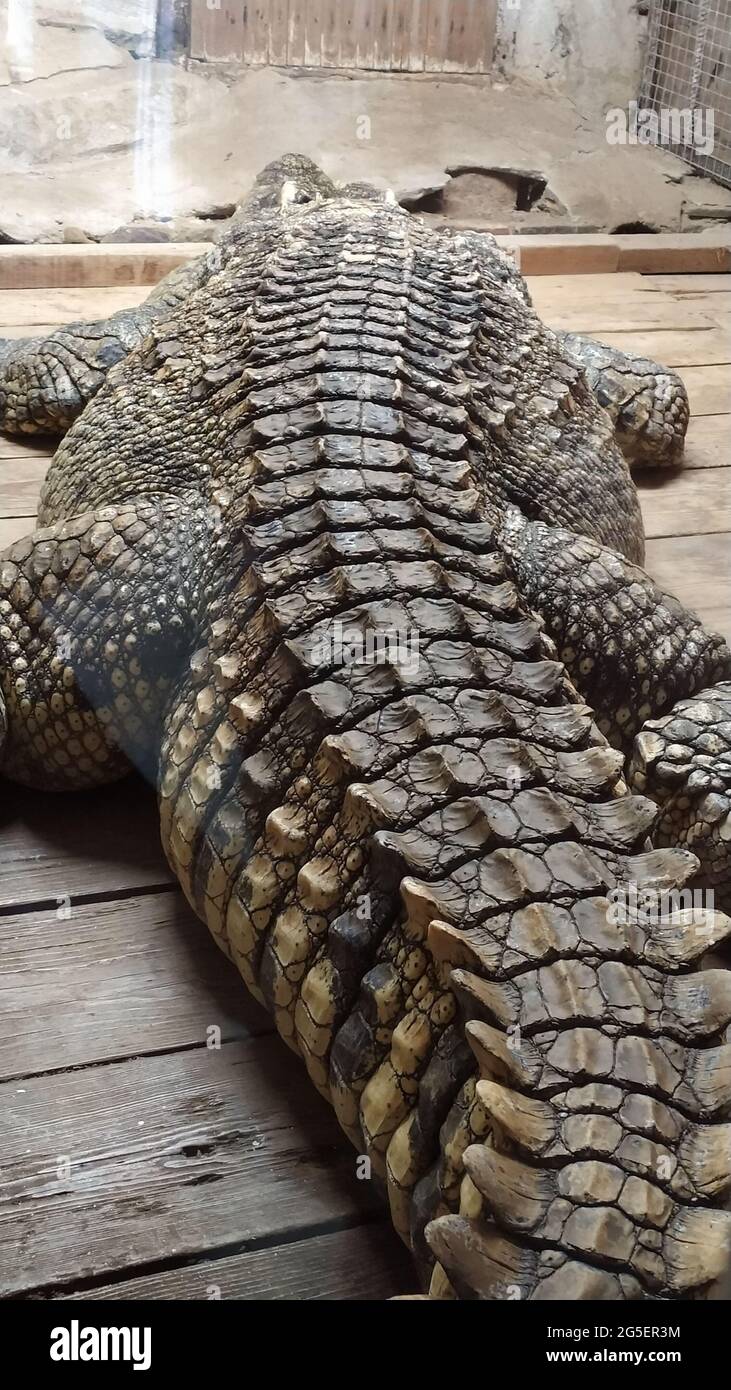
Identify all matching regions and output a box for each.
[0,233,728,297]
[0,235,729,290]
[616,234,731,274]
[0,243,208,292]
[500,235,620,276]
[0,890,269,1079]
[501,233,730,275]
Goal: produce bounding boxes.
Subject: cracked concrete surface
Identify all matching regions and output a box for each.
[1,38,730,243]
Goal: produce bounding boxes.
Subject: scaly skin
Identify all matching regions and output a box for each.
[0,156,337,438]
[630,683,731,904]
[0,258,214,435]
[558,332,690,468]
[1,159,730,1299]
[498,509,731,753]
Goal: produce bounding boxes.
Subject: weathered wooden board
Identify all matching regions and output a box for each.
[532,277,727,339]
[532,270,713,304]
[0,456,47,516]
[0,890,271,1081]
[0,287,147,328]
[424,0,496,74]
[678,364,731,417]
[615,237,731,274]
[0,244,207,292]
[0,777,172,908]
[268,0,290,65]
[0,273,720,340]
[681,414,729,469]
[645,533,731,642]
[0,516,33,548]
[0,324,58,341]
[0,436,54,462]
[583,328,730,369]
[0,1038,385,1295]
[641,273,731,295]
[638,464,731,539]
[242,0,277,65]
[188,0,496,74]
[540,305,719,334]
[68,1223,415,1300]
[391,0,429,71]
[189,0,244,62]
[0,242,728,296]
[503,237,621,276]
[528,271,645,303]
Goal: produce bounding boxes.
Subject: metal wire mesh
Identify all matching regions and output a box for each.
[639,0,731,186]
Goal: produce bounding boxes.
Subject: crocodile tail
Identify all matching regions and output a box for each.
[154,198,731,1299]
[422,890,731,1298]
[158,491,731,1298]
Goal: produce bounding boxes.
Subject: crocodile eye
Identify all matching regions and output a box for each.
[280,179,315,207]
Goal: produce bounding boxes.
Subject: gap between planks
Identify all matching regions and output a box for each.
[0,1036,397,1297]
[62,1222,417,1301]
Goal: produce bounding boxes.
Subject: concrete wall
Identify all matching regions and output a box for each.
[2,1,727,245]
[2,0,159,66]
[37,1,158,51]
[2,3,650,108]
[494,0,649,108]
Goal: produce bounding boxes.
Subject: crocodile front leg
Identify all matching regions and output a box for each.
[557,332,690,468]
[0,256,214,438]
[158,479,731,1299]
[0,493,214,786]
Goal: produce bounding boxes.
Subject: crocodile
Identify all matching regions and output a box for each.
[2,155,731,1301]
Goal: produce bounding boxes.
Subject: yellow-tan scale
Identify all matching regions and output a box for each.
[149,200,731,1299]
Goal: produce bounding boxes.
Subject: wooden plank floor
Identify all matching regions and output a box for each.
[0,270,729,1300]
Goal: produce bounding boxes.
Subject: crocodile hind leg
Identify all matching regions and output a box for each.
[0,493,212,788]
[557,331,690,468]
[630,683,731,906]
[498,507,731,908]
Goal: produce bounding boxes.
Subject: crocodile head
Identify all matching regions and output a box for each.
[239,152,338,213]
